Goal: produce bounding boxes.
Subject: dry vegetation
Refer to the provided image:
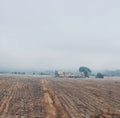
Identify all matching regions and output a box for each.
[0,75,120,118]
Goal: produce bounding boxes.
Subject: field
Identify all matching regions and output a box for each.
[0,75,120,118]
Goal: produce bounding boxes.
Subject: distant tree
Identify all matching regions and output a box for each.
[79,66,91,78]
[22,72,26,75]
[96,73,104,78]
[40,72,45,75]
[55,71,59,77]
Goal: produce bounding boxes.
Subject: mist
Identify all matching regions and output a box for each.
[1,0,120,71]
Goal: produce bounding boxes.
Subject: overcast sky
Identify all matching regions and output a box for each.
[0,0,120,71]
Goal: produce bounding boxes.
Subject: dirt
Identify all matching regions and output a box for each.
[0,75,120,118]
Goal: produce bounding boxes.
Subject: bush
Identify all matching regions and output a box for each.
[96,73,104,78]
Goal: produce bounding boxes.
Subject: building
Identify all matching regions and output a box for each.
[55,70,84,78]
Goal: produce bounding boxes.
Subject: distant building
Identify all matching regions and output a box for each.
[55,70,84,78]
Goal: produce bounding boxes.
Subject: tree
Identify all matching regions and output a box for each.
[96,73,104,78]
[79,66,91,78]
[33,72,35,75]
[55,71,59,77]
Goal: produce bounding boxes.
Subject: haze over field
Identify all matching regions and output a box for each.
[0,0,120,71]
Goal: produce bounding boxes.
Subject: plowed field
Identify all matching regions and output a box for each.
[0,75,120,118]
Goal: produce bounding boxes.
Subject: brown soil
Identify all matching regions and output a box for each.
[0,75,120,118]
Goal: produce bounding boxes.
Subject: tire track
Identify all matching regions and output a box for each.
[42,79,68,118]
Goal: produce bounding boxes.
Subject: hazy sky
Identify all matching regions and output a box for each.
[0,0,120,71]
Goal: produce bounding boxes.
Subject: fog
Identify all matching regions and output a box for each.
[0,0,120,71]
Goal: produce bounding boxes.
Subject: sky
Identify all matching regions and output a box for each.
[0,0,120,71]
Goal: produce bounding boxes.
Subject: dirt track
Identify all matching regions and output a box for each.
[0,75,120,118]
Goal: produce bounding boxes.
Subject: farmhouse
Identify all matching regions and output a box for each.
[55,70,84,78]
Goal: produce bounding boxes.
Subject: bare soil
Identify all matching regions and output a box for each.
[0,75,120,118]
